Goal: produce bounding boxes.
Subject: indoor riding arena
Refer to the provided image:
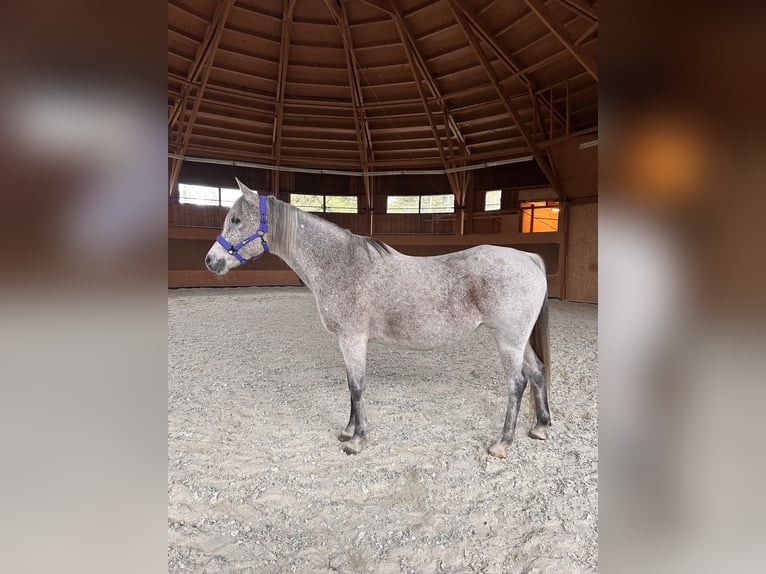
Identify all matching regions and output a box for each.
[168,0,598,572]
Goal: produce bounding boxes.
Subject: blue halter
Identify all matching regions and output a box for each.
[216,195,269,264]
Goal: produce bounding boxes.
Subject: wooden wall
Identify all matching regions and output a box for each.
[551,133,598,303]
[564,203,598,302]
[550,134,597,201]
[168,155,597,301]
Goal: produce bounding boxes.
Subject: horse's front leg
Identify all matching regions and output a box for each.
[338,396,355,442]
[337,336,368,455]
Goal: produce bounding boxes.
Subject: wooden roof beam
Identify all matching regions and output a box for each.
[356,0,394,14]
[323,0,375,207]
[450,0,567,129]
[168,0,231,130]
[386,0,468,155]
[169,0,235,197]
[448,0,561,198]
[391,8,465,205]
[272,0,297,168]
[523,0,598,81]
[554,0,598,23]
[576,21,599,45]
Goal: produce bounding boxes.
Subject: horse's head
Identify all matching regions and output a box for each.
[205,179,268,275]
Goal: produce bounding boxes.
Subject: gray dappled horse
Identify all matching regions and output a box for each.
[205,179,551,458]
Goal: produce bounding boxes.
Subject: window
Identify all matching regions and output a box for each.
[520,201,560,233]
[324,196,358,213]
[178,184,240,207]
[290,194,324,212]
[485,190,502,211]
[290,194,357,213]
[219,188,240,207]
[387,194,454,214]
[420,195,454,213]
[386,196,420,214]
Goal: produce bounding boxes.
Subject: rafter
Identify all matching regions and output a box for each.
[322,0,374,209]
[391,5,462,203]
[356,0,393,13]
[169,0,235,197]
[168,0,231,130]
[554,0,598,23]
[575,21,599,45]
[448,0,560,198]
[387,0,469,154]
[451,0,567,131]
[271,0,297,195]
[523,0,598,81]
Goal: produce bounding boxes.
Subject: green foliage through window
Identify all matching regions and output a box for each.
[290,194,357,213]
[387,195,454,214]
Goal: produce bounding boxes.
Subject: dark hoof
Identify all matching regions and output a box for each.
[338,430,354,442]
[528,424,549,440]
[342,436,365,455]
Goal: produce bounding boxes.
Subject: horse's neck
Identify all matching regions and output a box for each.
[269,206,349,289]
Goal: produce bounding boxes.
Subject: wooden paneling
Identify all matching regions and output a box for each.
[169,270,301,288]
[169,239,292,271]
[549,134,597,199]
[564,202,597,302]
[470,215,502,234]
[373,214,455,235]
[170,203,228,228]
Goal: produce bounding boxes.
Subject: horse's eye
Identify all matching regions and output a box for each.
[231,216,241,225]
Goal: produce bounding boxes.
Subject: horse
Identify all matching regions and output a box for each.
[205,179,551,458]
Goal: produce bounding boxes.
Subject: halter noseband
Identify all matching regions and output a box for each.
[216,195,269,264]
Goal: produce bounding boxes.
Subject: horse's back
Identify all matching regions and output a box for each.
[437,245,547,318]
[358,244,546,349]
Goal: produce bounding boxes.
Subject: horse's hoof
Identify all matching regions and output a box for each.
[528,424,549,440]
[487,442,508,459]
[338,430,354,442]
[342,436,365,455]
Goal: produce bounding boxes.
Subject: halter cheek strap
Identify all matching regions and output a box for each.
[216,195,269,264]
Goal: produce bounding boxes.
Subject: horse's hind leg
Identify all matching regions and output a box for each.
[337,336,368,455]
[488,333,528,459]
[525,344,551,440]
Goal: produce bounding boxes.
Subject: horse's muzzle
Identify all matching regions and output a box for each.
[205,255,226,274]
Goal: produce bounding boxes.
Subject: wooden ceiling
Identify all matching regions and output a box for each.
[168,0,598,182]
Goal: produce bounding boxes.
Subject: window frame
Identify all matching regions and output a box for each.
[386,194,455,214]
[289,193,358,214]
[520,200,560,233]
[484,189,502,212]
[178,183,242,207]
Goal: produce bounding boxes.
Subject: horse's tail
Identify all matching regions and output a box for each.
[529,295,551,419]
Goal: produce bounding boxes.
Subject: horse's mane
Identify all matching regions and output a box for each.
[266,196,299,251]
[267,196,392,260]
[349,234,393,260]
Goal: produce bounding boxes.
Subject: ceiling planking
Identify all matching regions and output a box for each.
[168,0,598,177]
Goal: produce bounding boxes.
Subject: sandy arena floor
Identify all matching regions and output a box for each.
[168,287,598,573]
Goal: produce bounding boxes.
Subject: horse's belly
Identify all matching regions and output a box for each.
[370,311,481,350]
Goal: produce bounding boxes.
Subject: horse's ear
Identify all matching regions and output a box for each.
[235,178,258,205]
